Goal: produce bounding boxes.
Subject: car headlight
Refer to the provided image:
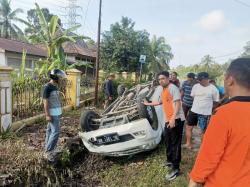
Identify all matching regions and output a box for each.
[133,130,146,136]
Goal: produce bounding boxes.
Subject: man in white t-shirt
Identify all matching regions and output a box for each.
[183,72,219,149]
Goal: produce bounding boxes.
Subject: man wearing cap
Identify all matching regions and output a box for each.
[43,69,67,161]
[188,58,250,187]
[183,72,219,149]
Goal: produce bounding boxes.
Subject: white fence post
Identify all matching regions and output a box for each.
[0,66,13,132]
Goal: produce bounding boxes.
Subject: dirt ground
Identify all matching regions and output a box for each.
[0,107,112,186]
[0,107,201,187]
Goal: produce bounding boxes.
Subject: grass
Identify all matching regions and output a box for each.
[1,107,199,186]
[100,144,197,187]
[0,128,17,140]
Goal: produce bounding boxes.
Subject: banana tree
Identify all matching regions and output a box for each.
[68,60,93,75]
[29,3,83,73]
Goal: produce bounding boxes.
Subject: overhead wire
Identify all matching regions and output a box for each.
[234,0,250,8]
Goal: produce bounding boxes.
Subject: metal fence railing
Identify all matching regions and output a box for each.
[80,76,95,100]
[12,78,71,122]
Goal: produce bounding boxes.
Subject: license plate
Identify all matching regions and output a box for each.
[96,133,120,145]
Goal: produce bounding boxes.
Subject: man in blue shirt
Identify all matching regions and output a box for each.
[209,80,225,99]
[43,69,66,161]
[181,73,196,118]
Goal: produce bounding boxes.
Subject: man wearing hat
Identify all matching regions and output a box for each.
[183,72,219,149]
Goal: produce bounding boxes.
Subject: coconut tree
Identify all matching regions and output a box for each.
[0,0,26,39]
[148,35,173,73]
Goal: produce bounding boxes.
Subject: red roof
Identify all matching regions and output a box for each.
[0,38,47,57]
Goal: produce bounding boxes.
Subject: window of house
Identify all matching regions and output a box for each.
[7,57,33,71]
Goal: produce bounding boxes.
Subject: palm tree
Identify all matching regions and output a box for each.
[241,41,250,58]
[148,35,173,73]
[200,55,215,72]
[0,0,26,40]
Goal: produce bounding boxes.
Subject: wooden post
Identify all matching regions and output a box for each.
[94,0,102,106]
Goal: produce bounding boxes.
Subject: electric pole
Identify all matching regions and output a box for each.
[94,0,102,106]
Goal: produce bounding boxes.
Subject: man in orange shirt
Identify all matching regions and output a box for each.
[144,71,185,181]
[189,58,250,187]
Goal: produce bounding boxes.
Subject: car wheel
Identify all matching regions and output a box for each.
[137,97,158,130]
[80,110,99,132]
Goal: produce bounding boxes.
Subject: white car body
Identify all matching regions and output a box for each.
[79,85,165,157]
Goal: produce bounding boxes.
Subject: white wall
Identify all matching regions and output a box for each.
[0,48,6,66]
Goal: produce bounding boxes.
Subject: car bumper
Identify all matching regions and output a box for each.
[79,119,162,156]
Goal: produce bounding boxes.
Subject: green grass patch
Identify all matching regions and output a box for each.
[100,144,197,187]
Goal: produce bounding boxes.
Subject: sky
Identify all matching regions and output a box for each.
[12,0,250,68]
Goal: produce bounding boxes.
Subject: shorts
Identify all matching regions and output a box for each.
[182,103,192,118]
[186,111,210,131]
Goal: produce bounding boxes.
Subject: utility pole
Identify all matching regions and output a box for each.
[95,0,102,106]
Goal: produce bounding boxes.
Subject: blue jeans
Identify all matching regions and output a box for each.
[45,116,60,152]
[198,115,210,132]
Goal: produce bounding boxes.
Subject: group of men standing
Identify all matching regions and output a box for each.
[145,58,250,186]
[145,70,220,181]
[42,58,250,186]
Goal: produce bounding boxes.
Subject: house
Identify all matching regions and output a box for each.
[0,38,47,72]
[63,42,97,76]
[0,38,97,75]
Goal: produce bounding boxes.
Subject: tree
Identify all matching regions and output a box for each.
[25,7,62,43]
[173,55,224,80]
[85,38,96,48]
[200,55,214,72]
[148,35,173,73]
[0,0,27,40]
[100,17,151,72]
[32,3,81,75]
[241,41,250,58]
[100,17,173,74]
[199,55,223,79]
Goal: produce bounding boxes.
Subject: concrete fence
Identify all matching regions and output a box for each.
[0,67,94,133]
[99,70,148,82]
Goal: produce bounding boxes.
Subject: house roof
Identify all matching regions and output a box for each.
[62,42,97,58]
[0,38,47,57]
[0,38,97,60]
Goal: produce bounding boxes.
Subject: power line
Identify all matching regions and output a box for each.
[83,0,92,31]
[213,50,243,59]
[234,0,250,8]
[189,49,243,65]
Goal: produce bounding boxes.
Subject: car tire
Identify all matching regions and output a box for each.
[136,97,158,130]
[117,84,126,96]
[80,110,99,132]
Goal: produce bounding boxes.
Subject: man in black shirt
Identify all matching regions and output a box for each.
[104,74,115,109]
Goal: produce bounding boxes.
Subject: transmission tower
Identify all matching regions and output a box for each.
[60,0,82,29]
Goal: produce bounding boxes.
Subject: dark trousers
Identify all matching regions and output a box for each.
[164,119,184,170]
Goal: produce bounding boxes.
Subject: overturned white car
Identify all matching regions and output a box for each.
[79,81,165,156]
